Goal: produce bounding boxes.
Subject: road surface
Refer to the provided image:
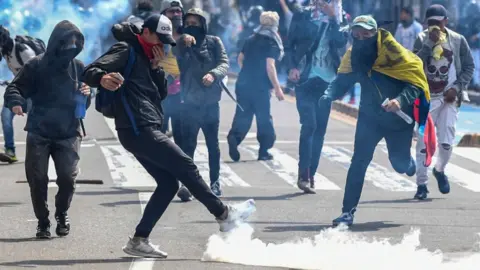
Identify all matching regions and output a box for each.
[1,84,480,270]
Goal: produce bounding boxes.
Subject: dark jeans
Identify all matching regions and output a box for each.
[160,93,183,146]
[227,87,275,152]
[25,132,80,224]
[295,77,330,179]
[117,126,225,238]
[342,113,415,213]
[181,103,220,184]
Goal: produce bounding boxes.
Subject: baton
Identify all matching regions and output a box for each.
[80,119,86,137]
[221,80,244,112]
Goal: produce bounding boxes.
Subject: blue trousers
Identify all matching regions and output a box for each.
[342,113,415,213]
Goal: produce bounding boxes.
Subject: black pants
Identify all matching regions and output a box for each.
[181,103,220,184]
[160,93,183,146]
[227,86,275,152]
[117,126,226,238]
[25,132,80,225]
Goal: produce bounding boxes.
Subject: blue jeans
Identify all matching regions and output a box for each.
[227,86,275,152]
[1,106,15,151]
[342,113,415,213]
[295,77,330,179]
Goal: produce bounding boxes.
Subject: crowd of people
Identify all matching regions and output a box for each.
[0,0,476,259]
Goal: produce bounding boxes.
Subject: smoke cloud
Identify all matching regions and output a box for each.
[202,223,480,270]
[0,0,132,65]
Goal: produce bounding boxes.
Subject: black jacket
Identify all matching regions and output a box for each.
[175,8,229,105]
[4,20,90,139]
[285,8,348,84]
[83,23,167,130]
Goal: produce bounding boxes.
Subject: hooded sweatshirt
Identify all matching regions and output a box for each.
[175,8,229,105]
[4,20,89,139]
[83,22,167,130]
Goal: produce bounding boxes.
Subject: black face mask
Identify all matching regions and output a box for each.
[183,26,206,44]
[171,15,183,30]
[55,43,80,69]
[351,33,378,73]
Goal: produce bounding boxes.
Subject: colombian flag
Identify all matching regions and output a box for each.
[338,28,436,166]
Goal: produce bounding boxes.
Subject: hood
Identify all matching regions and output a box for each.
[111,22,141,43]
[46,20,84,56]
[183,8,208,33]
[160,0,184,14]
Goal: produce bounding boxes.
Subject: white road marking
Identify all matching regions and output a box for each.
[321,146,417,191]
[241,145,341,190]
[100,145,157,188]
[453,147,480,164]
[129,192,156,270]
[194,145,250,187]
[392,146,480,192]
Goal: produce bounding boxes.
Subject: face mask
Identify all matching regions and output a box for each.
[351,33,378,72]
[183,26,206,44]
[56,42,80,68]
[171,15,183,29]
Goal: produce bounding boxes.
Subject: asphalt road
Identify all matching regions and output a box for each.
[1,83,480,270]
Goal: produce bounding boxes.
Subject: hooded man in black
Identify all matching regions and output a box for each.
[175,8,229,198]
[84,14,254,258]
[4,20,91,239]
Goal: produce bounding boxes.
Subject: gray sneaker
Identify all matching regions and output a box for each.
[122,236,168,258]
[216,199,256,232]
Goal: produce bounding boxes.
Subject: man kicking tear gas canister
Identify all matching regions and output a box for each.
[317,15,431,226]
[83,14,255,258]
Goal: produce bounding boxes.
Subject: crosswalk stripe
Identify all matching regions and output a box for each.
[322,146,417,191]
[241,145,341,191]
[194,145,251,187]
[401,147,480,192]
[453,147,480,164]
[100,145,157,188]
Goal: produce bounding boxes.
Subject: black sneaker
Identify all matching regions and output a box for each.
[258,149,273,161]
[227,135,240,162]
[211,181,223,197]
[433,168,450,194]
[36,221,51,239]
[414,184,429,200]
[55,213,70,237]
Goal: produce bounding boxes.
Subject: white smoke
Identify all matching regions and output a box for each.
[202,224,480,270]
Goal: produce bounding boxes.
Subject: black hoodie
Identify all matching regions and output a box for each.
[83,22,167,131]
[4,20,90,140]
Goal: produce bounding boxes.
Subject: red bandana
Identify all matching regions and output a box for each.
[136,34,155,59]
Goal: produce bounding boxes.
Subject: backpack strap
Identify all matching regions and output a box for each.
[120,46,140,135]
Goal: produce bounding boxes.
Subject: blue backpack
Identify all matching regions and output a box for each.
[95,46,139,135]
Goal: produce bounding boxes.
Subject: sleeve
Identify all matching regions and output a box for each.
[4,59,37,110]
[323,73,358,100]
[413,32,433,63]
[452,36,475,93]
[173,34,190,58]
[82,42,129,88]
[395,83,422,109]
[285,11,302,71]
[208,36,229,81]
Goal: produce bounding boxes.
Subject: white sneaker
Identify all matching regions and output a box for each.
[216,199,256,232]
[122,236,168,258]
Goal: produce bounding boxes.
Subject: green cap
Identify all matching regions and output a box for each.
[352,15,378,31]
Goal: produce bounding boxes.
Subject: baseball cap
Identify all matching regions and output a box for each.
[143,14,176,46]
[352,15,378,31]
[425,4,448,21]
